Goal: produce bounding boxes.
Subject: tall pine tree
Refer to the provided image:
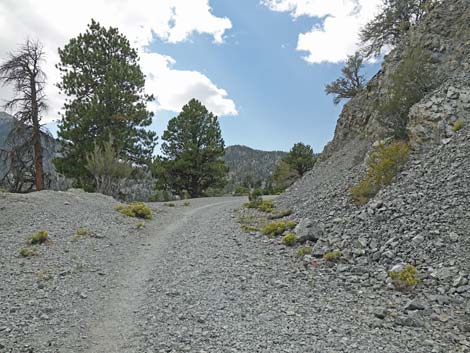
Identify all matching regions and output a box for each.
[54,20,156,185]
[156,99,227,197]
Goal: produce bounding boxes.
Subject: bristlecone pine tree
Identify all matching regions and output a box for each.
[284,142,316,177]
[325,52,365,105]
[360,0,436,58]
[0,40,47,191]
[156,99,228,197]
[272,142,315,192]
[54,19,156,186]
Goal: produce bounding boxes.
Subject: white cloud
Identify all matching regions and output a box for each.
[141,53,237,116]
[263,0,382,63]
[0,0,236,123]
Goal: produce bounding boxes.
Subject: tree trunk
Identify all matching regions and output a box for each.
[30,76,44,191]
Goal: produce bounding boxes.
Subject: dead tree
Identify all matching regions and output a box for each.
[0,39,47,191]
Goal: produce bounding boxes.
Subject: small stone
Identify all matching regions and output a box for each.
[448,232,459,242]
[405,300,426,311]
[457,285,470,294]
[373,308,387,320]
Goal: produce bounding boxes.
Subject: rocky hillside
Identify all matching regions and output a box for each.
[272,0,470,346]
[224,145,286,189]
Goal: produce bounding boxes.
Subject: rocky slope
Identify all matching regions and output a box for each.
[224,145,286,189]
[269,0,470,349]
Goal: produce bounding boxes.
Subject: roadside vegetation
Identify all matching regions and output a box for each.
[351,141,410,205]
[116,202,152,219]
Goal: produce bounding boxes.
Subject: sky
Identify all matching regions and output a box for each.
[0,0,382,153]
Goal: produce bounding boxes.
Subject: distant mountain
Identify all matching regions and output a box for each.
[224,145,287,189]
[0,111,60,190]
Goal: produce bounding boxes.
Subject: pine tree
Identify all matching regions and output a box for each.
[325,52,365,105]
[157,99,228,197]
[284,142,316,176]
[360,0,435,58]
[54,20,156,185]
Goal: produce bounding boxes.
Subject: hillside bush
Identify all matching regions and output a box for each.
[323,251,342,262]
[248,188,263,203]
[297,246,312,257]
[242,225,258,233]
[116,202,152,219]
[282,233,297,246]
[389,264,420,290]
[351,141,409,205]
[453,119,465,132]
[233,185,250,196]
[262,221,287,238]
[28,230,49,245]
[19,248,35,257]
[85,137,134,195]
[244,199,274,213]
[377,43,436,139]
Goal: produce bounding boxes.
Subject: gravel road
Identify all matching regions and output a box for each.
[0,190,464,353]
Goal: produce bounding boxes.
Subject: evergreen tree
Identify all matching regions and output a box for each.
[272,143,315,192]
[360,0,435,58]
[325,52,365,105]
[157,99,228,197]
[284,142,316,177]
[54,20,156,185]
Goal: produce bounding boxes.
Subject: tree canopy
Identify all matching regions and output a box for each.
[156,99,228,197]
[272,142,315,192]
[360,0,435,58]
[284,143,316,177]
[54,19,156,185]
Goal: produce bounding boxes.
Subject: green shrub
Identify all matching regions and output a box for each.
[116,202,152,219]
[262,221,287,238]
[136,221,145,229]
[453,119,465,132]
[286,220,297,229]
[351,141,409,205]
[85,137,133,195]
[248,188,263,203]
[376,43,436,139]
[183,201,190,207]
[242,225,258,233]
[76,228,90,236]
[244,199,274,213]
[297,246,312,257]
[350,177,378,206]
[164,202,176,207]
[19,248,35,257]
[282,233,297,246]
[323,251,342,262]
[0,188,6,193]
[389,265,420,289]
[234,185,249,196]
[28,230,48,245]
[258,200,274,213]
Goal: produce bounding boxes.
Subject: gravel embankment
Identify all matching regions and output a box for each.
[0,190,467,352]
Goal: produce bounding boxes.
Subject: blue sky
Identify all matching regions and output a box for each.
[148,1,380,153]
[2,0,382,154]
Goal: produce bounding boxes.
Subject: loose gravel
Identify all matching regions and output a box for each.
[1,189,466,352]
